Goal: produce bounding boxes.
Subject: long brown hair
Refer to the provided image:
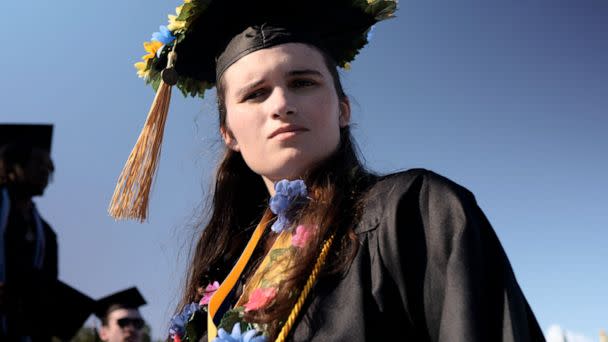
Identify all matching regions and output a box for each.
[178,45,374,339]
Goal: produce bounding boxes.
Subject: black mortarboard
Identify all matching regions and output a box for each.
[47,280,96,340]
[0,124,53,153]
[94,287,147,320]
[109,0,396,221]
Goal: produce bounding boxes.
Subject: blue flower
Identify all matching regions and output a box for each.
[152,25,176,45]
[169,302,200,337]
[366,25,375,42]
[269,179,308,233]
[272,215,289,233]
[213,323,267,342]
[269,192,290,214]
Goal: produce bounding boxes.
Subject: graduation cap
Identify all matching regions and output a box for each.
[94,287,147,322]
[156,0,397,91]
[109,0,397,221]
[0,124,53,153]
[142,0,397,95]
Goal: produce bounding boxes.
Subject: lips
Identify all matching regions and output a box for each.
[268,125,309,139]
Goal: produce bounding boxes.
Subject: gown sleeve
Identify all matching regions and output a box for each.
[376,170,544,342]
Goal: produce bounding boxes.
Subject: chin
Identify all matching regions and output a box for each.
[30,186,46,197]
[264,160,322,182]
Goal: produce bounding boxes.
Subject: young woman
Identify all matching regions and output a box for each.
[111,1,545,341]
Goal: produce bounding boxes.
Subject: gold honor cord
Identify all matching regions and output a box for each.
[275,233,335,342]
[207,211,272,341]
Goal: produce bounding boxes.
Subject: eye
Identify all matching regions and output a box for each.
[290,78,317,88]
[243,88,268,102]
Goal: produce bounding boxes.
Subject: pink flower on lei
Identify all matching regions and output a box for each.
[244,287,278,312]
[291,224,316,248]
[199,281,220,306]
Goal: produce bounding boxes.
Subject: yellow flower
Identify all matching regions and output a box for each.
[167,14,185,31]
[343,62,352,71]
[142,41,164,61]
[134,61,149,78]
[168,3,189,31]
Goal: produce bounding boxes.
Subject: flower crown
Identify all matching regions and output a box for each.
[134,0,211,97]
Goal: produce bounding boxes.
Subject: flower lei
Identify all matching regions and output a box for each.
[212,180,314,340]
[134,0,397,98]
[269,179,308,233]
[168,180,317,342]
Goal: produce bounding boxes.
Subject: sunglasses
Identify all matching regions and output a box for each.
[116,317,145,330]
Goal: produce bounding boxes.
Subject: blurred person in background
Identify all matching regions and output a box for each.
[0,124,94,341]
[94,287,147,342]
[0,124,58,341]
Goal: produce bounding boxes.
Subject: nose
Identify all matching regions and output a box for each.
[268,86,296,118]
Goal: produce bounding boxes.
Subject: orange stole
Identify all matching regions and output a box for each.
[207,211,272,341]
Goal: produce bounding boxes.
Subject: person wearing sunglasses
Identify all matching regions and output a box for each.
[95,287,147,342]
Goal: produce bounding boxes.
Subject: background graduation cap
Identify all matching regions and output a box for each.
[0,123,54,153]
[94,287,147,322]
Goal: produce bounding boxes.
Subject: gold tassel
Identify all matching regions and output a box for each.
[276,233,336,342]
[109,50,178,221]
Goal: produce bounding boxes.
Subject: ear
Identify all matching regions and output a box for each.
[338,98,351,127]
[220,126,240,152]
[7,165,24,182]
[98,326,109,341]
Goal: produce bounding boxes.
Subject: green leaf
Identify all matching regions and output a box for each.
[218,307,245,332]
[368,1,397,20]
[184,309,205,342]
[150,76,161,92]
[176,3,195,21]
[268,247,291,262]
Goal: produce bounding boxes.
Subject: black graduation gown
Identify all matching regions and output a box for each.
[288,169,545,341]
[2,208,58,342]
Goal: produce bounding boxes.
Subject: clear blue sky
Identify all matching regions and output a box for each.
[2,0,606,340]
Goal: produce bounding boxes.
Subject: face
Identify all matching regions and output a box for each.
[6,147,54,197]
[221,43,350,192]
[98,308,144,342]
[23,148,54,196]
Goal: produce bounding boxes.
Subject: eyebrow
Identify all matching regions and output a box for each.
[235,69,324,99]
[287,69,323,78]
[236,79,265,99]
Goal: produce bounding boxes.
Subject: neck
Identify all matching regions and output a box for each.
[5,186,33,211]
[262,176,276,196]
[13,198,33,212]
